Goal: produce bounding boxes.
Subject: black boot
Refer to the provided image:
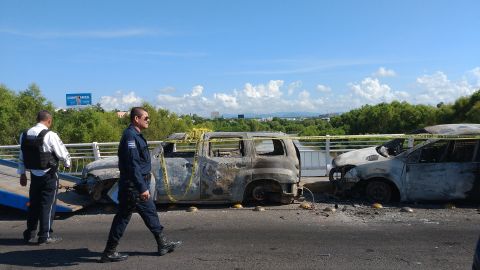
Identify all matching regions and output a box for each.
[23,229,36,244]
[100,241,128,263]
[155,233,182,256]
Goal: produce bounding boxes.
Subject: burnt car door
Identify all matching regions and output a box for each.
[251,136,296,182]
[444,140,479,200]
[152,141,200,202]
[404,139,479,200]
[199,134,251,201]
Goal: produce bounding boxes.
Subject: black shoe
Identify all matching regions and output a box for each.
[156,234,182,256]
[23,230,35,244]
[38,236,62,245]
[158,240,182,256]
[100,252,128,263]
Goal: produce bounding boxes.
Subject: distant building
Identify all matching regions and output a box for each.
[211,111,220,119]
[261,117,273,122]
[320,117,331,122]
[238,114,245,119]
[116,111,128,118]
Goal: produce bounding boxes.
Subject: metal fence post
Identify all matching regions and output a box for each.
[92,142,101,160]
[408,137,414,148]
[325,135,331,176]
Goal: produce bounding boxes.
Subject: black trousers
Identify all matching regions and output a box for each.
[106,186,163,246]
[27,171,58,238]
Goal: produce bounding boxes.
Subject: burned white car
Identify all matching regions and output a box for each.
[329,124,480,203]
[76,132,302,204]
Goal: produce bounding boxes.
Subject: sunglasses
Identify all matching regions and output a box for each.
[138,116,150,122]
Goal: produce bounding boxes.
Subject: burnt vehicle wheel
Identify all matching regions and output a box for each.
[252,185,267,202]
[78,176,118,202]
[245,181,282,204]
[365,180,392,203]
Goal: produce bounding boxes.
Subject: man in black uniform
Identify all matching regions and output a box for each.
[18,110,71,245]
[101,107,181,263]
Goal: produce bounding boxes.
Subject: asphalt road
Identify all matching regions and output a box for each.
[0,202,479,270]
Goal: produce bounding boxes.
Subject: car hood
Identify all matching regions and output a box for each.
[82,157,119,178]
[333,146,389,167]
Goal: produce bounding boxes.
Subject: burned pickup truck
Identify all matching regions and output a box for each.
[329,124,480,203]
[76,132,302,204]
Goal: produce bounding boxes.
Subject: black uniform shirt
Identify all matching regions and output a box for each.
[118,124,151,193]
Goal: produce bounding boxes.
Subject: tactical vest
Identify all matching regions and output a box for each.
[20,129,59,170]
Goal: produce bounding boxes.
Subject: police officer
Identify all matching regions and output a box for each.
[18,110,71,245]
[101,107,181,263]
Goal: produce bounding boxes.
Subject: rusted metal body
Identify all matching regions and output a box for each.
[78,132,301,204]
[330,124,480,202]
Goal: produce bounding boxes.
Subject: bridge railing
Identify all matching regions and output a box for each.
[0,141,163,176]
[0,136,402,177]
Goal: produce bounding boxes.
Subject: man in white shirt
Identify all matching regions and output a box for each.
[18,110,71,245]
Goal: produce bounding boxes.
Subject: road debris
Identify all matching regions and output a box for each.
[253,206,266,212]
[187,206,198,212]
[401,207,414,213]
[420,218,440,225]
[300,202,314,210]
[372,203,383,209]
[232,203,243,209]
[323,206,336,212]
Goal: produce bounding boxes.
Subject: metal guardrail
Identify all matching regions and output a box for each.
[0,141,163,176]
[0,136,403,177]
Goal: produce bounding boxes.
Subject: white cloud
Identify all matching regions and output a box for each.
[373,67,396,77]
[214,93,239,109]
[152,80,330,116]
[467,67,480,87]
[316,84,331,93]
[298,90,310,100]
[414,71,476,104]
[349,77,409,103]
[156,85,214,114]
[98,69,480,117]
[287,81,302,95]
[243,80,283,98]
[100,91,143,111]
[189,85,203,97]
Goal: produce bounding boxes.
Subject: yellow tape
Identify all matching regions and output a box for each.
[159,149,176,202]
[161,133,480,144]
[159,138,201,203]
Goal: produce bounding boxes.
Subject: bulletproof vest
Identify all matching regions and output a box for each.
[20,129,59,170]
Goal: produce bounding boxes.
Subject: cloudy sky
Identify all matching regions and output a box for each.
[1,1,479,116]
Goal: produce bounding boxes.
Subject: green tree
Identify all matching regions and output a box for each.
[0,84,54,145]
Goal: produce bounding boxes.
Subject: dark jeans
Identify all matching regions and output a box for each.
[27,171,58,238]
[106,187,163,246]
